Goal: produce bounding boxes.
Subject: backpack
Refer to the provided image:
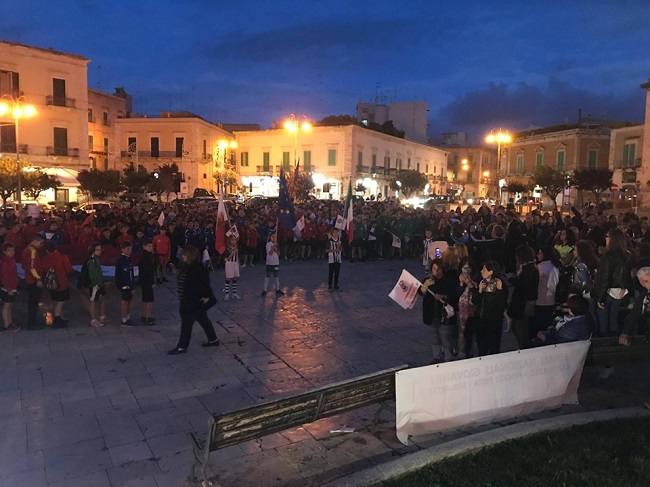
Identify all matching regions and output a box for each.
[77,260,91,289]
[44,267,58,291]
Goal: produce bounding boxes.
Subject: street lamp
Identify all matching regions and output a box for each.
[485,128,511,200]
[217,139,237,193]
[284,114,312,167]
[0,95,36,210]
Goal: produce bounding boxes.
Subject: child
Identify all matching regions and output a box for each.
[327,228,342,291]
[115,241,136,327]
[153,227,171,284]
[422,228,434,276]
[535,295,591,345]
[0,243,19,331]
[224,235,241,300]
[87,242,107,328]
[139,238,156,325]
[262,233,284,296]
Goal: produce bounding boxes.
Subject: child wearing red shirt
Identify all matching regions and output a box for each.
[0,243,19,331]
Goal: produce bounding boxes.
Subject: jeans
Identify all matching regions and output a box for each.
[328,262,341,288]
[595,294,622,337]
[430,322,455,362]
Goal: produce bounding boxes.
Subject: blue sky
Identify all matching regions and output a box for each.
[3,0,649,142]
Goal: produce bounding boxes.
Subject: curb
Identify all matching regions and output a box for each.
[321,407,650,487]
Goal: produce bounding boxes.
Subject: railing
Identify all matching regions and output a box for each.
[615,158,642,169]
[19,144,28,154]
[370,165,384,174]
[102,119,112,127]
[46,96,76,108]
[356,165,370,173]
[256,165,272,174]
[88,115,96,123]
[90,148,108,156]
[46,147,79,157]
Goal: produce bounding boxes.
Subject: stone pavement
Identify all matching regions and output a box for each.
[0,258,648,487]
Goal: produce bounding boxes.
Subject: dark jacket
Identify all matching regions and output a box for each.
[115,254,134,290]
[138,250,155,287]
[419,272,458,326]
[622,289,650,336]
[178,263,213,311]
[544,315,591,344]
[508,262,539,319]
[473,284,508,322]
[593,249,632,303]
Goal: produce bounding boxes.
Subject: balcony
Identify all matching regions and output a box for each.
[102,119,112,127]
[615,158,642,169]
[88,115,96,123]
[0,143,28,154]
[89,147,108,156]
[46,147,79,157]
[46,96,76,108]
[256,165,273,174]
[370,165,384,174]
[356,165,370,174]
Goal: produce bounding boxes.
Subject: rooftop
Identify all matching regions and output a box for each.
[0,40,89,61]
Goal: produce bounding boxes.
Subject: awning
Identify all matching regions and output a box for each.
[38,167,80,187]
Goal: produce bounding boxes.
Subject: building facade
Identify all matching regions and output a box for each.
[235,124,447,199]
[114,112,236,196]
[642,78,650,191]
[444,146,497,199]
[608,124,643,193]
[0,41,90,202]
[356,101,428,143]
[88,88,129,172]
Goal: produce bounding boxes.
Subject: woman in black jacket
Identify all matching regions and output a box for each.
[473,261,508,356]
[593,228,633,337]
[168,245,219,355]
[507,245,539,349]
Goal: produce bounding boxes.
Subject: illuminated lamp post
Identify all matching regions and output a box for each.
[283,114,312,167]
[485,128,512,200]
[217,139,237,193]
[0,95,36,210]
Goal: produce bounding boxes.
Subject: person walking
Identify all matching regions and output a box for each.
[42,241,73,328]
[168,245,219,355]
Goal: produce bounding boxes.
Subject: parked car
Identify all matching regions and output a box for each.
[74,201,113,213]
[245,196,279,207]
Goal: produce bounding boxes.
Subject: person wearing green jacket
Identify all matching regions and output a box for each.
[86,242,107,328]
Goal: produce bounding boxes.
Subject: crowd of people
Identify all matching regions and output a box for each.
[0,197,649,371]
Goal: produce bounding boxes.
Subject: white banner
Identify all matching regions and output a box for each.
[389,269,422,310]
[396,340,590,445]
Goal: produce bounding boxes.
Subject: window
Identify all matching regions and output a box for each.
[90,157,96,169]
[53,127,68,156]
[128,137,137,155]
[371,154,377,168]
[88,108,94,123]
[175,137,184,158]
[556,149,565,170]
[240,151,249,167]
[536,152,543,167]
[434,166,437,174]
[407,158,411,169]
[52,78,66,106]
[357,151,363,166]
[453,154,458,164]
[425,164,429,173]
[282,151,290,169]
[0,125,16,152]
[202,140,207,159]
[397,158,402,170]
[88,135,94,151]
[328,149,336,166]
[516,153,524,174]
[103,158,109,171]
[304,151,311,171]
[384,155,390,168]
[102,111,109,126]
[588,149,597,169]
[151,137,160,158]
[263,152,270,171]
[467,170,473,183]
[103,138,108,150]
[416,162,420,172]
[0,70,20,97]
[623,142,637,167]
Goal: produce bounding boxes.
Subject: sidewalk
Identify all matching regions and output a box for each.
[0,258,648,487]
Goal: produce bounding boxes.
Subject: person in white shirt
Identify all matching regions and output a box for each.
[261,233,284,297]
[532,245,561,337]
[327,228,343,291]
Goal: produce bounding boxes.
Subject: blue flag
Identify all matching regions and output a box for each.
[278,167,296,229]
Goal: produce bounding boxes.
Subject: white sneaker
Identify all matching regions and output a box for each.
[90,319,103,328]
[250,263,255,267]
[232,293,241,300]
[224,294,230,301]
[241,263,247,268]
[99,315,109,324]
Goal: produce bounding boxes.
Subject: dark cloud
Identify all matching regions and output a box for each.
[430,78,645,143]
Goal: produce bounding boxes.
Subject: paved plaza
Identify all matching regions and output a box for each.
[0,259,649,487]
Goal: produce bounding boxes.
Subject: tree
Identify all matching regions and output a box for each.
[531,166,566,208]
[315,115,358,126]
[293,171,315,200]
[77,169,121,198]
[572,167,613,204]
[506,178,531,195]
[0,157,23,205]
[214,167,239,193]
[389,170,428,197]
[122,163,151,193]
[23,172,60,200]
[149,163,178,200]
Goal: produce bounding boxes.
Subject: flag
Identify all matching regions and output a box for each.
[226,225,239,240]
[343,180,354,244]
[157,210,165,227]
[215,192,228,254]
[389,269,422,310]
[334,214,346,230]
[392,234,402,248]
[295,215,305,231]
[278,167,297,230]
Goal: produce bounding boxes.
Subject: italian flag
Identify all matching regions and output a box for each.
[344,180,354,244]
[215,192,228,254]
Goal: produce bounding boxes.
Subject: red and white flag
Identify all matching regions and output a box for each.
[215,193,228,254]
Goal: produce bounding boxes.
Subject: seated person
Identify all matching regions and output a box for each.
[535,294,591,345]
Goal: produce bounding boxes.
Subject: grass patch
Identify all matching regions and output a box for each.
[377,417,650,487]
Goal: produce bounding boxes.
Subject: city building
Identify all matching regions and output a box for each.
[444,146,497,199]
[608,124,643,194]
[642,78,650,192]
[356,100,428,143]
[88,87,130,171]
[114,111,236,196]
[235,124,447,199]
[0,40,90,203]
